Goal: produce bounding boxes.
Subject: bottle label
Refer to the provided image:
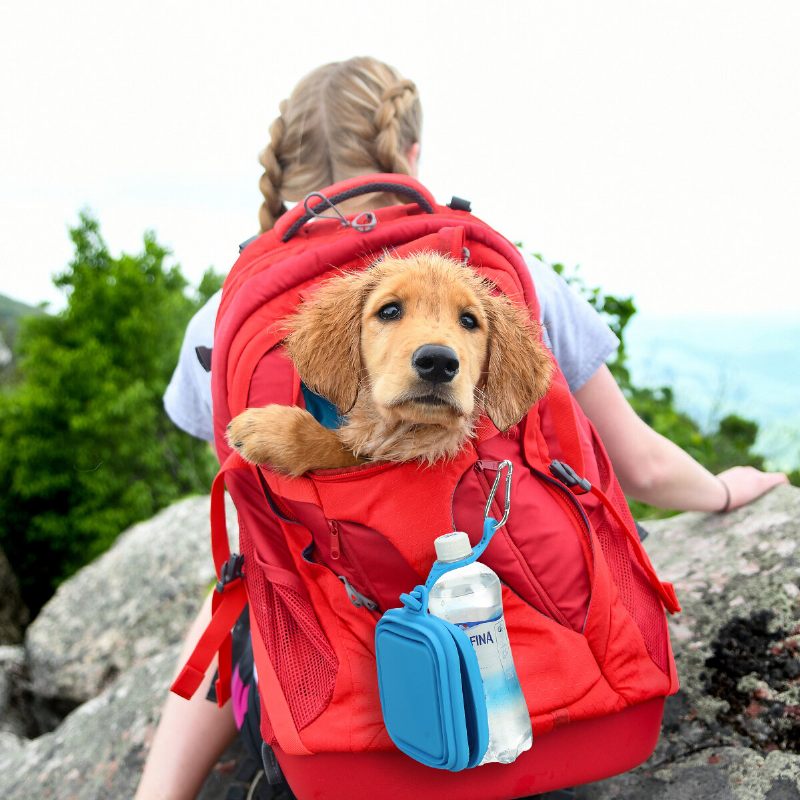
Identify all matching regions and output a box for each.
[455,614,521,691]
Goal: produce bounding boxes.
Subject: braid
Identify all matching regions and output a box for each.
[256,59,422,225]
[373,79,418,175]
[258,101,288,232]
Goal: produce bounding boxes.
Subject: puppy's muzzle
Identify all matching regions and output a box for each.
[412,345,459,384]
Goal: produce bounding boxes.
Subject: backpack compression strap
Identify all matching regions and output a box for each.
[171,452,249,706]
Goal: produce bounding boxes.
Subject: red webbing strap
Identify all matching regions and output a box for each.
[587,485,681,615]
[547,379,586,477]
[171,453,249,705]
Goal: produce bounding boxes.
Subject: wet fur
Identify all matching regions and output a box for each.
[228,253,552,475]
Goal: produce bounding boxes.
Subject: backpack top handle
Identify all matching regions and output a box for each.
[275,173,438,243]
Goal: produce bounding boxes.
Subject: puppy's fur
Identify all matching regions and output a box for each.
[228,253,552,475]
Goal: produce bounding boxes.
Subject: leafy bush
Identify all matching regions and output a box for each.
[0,214,222,613]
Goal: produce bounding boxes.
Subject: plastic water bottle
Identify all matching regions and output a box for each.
[428,531,533,765]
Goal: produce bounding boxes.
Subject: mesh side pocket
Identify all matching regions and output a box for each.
[243,534,338,731]
[611,482,669,675]
[595,519,634,613]
[589,430,670,675]
[628,556,669,674]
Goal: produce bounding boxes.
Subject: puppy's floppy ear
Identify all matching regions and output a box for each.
[482,293,553,431]
[285,271,370,412]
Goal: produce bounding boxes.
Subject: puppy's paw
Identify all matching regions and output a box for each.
[227,405,318,474]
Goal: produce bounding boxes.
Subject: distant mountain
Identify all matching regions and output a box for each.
[626,314,800,471]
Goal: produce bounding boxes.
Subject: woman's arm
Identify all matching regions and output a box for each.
[574,365,789,512]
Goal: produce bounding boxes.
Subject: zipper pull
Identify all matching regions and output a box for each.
[550,460,591,493]
[329,521,341,560]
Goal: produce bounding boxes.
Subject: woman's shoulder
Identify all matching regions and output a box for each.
[516,248,619,392]
[184,289,222,348]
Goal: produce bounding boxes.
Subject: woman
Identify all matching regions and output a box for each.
[136,56,787,800]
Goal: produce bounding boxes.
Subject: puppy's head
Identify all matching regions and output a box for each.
[285,253,552,431]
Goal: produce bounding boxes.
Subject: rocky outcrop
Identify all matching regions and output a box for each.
[580,484,800,799]
[0,641,252,799]
[0,646,26,736]
[25,495,237,706]
[0,546,28,644]
[1,486,797,799]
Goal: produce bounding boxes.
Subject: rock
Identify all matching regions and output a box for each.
[0,646,27,737]
[11,483,798,798]
[581,485,800,798]
[0,643,247,800]
[577,746,800,799]
[25,495,237,707]
[0,546,28,644]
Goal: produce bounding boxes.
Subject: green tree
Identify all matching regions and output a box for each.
[0,214,222,613]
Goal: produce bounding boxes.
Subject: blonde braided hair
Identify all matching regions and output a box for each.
[374,79,419,175]
[257,102,288,233]
[257,57,422,232]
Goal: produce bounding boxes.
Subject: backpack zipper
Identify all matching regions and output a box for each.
[531,468,593,558]
[328,520,341,560]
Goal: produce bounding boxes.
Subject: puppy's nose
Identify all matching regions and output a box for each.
[412,345,459,384]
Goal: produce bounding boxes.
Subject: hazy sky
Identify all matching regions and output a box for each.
[2,1,799,319]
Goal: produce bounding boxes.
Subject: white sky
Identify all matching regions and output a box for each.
[1,1,799,319]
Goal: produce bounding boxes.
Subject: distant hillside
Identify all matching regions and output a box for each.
[626,313,800,471]
[0,293,46,374]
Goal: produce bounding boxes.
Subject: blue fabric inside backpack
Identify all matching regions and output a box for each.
[375,506,507,771]
[301,383,341,429]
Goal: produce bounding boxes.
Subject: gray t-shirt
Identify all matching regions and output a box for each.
[163,253,619,442]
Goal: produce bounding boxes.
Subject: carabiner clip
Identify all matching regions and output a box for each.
[303,193,378,234]
[483,460,513,530]
[303,191,350,227]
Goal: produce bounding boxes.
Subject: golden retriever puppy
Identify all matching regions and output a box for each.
[227,252,552,475]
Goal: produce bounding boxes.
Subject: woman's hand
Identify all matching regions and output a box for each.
[716,466,789,512]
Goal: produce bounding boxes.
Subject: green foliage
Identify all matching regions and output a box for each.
[541,256,783,518]
[0,214,221,613]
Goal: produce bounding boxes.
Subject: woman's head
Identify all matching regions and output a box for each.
[258,56,422,232]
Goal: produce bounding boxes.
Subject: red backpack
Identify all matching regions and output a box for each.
[172,174,680,800]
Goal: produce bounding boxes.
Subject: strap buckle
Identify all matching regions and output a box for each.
[338,576,379,611]
[550,460,592,493]
[216,553,245,593]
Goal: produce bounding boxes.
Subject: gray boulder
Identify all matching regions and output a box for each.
[0,546,28,644]
[25,494,237,706]
[581,484,800,799]
[7,486,799,799]
[0,646,27,737]
[0,642,249,800]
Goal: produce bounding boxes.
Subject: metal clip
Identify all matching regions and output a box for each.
[484,460,513,530]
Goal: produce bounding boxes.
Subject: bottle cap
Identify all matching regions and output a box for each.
[434,531,473,563]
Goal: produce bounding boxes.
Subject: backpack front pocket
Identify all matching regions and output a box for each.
[453,459,594,632]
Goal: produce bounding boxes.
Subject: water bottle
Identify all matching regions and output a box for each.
[428,531,533,765]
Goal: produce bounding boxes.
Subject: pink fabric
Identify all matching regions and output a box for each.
[231,664,250,729]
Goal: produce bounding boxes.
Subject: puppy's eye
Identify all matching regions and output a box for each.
[460,312,478,330]
[377,303,402,321]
